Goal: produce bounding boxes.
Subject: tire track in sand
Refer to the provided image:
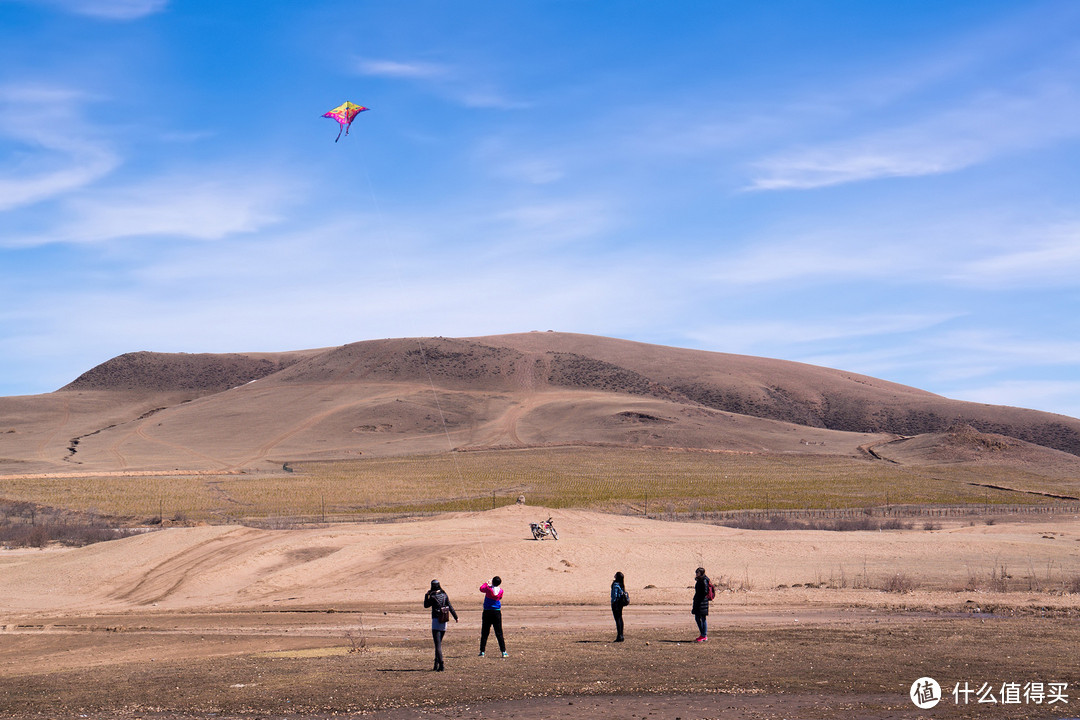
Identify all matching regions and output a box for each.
[109,528,268,606]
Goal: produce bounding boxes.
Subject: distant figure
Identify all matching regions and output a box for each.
[478,576,508,657]
[692,567,710,642]
[424,579,458,671]
[610,571,628,642]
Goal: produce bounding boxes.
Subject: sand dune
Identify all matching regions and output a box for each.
[2,504,1077,617]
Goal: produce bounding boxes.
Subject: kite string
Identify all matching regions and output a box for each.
[360,164,491,565]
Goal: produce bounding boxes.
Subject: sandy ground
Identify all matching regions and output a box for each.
[2,504,1080,613]
[2,506,1080,719]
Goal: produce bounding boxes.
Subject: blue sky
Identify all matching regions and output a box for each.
[2,1,1079,420]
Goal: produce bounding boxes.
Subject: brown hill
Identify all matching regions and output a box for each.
[1,332,1078,475]
[869,423,1080,477]
[63,349,321,393]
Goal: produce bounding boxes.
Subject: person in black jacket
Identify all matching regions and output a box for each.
[692,567,710,642]
[424,579,458,671]
[610,571,628,642]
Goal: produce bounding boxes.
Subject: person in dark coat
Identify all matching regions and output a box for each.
[610,571,628,642]
[424,579,458,671]
[692,566,710,642]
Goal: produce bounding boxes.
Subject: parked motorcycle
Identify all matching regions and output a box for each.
[530,517,558,540]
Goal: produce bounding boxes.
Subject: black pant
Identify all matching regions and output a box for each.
[611,602,624,639]
[432,629,445,669]
[480,608,505,653]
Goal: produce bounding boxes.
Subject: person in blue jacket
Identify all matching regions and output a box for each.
[478,576,507,657]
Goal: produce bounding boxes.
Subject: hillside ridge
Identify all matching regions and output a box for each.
[2,332,1077,474]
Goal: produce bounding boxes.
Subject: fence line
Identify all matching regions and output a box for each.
[648,503,1080,522]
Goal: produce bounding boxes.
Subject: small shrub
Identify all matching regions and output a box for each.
[27,525,50,548]
[882,572,918,594]
[1064,575,1080,595]
[345,621,368,654]
[829,518,877,531]
[880,518,913,530]
[989,565,1010,593]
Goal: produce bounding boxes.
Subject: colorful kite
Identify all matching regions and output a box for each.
[322,101,369,142]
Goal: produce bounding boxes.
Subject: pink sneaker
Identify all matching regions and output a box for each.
[695,636,708,643]
[694,636,704,642]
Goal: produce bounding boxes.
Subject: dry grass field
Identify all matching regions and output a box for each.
[0,446,1073,525]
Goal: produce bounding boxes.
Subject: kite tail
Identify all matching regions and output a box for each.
[335,125,343,143]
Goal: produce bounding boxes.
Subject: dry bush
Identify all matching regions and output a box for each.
[345,625,368,654]
[881,572,918,594]
[1064,575,1080,595]
[718,516,912,532]
[0,522,135,548]
[0,500,138,548]
[988,565,1011,593]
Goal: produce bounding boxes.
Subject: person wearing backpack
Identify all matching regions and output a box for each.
[424,579,458,671]
[610,571,629,642]
[692,566,713,642]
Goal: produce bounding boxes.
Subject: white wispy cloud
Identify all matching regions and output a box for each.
[355,59,450,80]
[5,171,297,246]
[705,236,916,286]
[930,330,1080,368]
[950,380,1080,419]
[494,157,564,185]
[954,225,1080,286]
[477,197,617,255]
[19,0,167,19]
[0,85,119,211]
[747,83,1080,190]
[353,56,529,110]
[686,313,958,357]
[746,22,1080,192]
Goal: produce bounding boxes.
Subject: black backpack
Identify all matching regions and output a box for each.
[434,592,451,622]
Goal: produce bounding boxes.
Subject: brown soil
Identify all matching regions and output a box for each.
[1,605,1077,719]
